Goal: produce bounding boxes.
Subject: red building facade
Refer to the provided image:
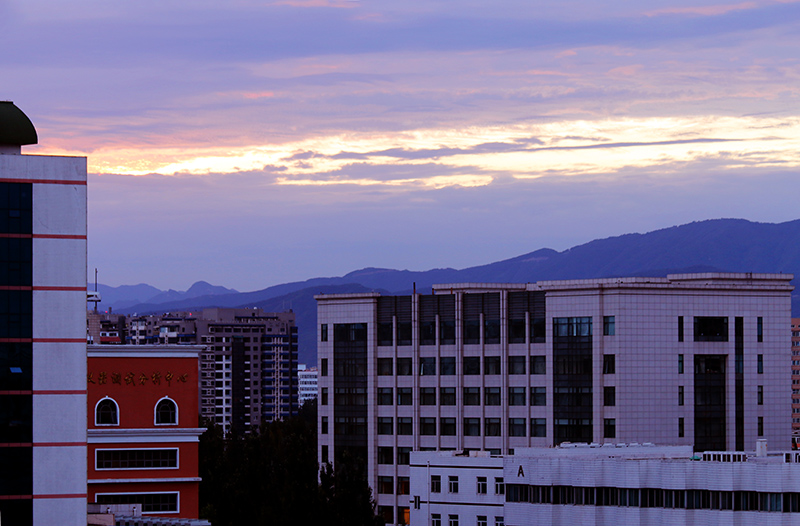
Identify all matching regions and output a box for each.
[87,345,205,519]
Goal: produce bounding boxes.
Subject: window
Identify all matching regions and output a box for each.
[397,476,409,495]
[448,514,459,526]
[508,356,526,374]
[440,357,456,375]
[463,357,480,375]
[155,397,177,425]
[603,386,615,407]
[420,321,436,346]
[320,324,328,342]
[678,354,684,374]
[678,386,684,406]
[378,388,393,405]
[484,356,501,375]
[603,354,615,374]
[96,397,119,426]
[448,476,459,493]
[554,317,592,337]
[531,387,545,406]
[758,416,764,437]
[397,417,412,435]
[603,316,615,336]
[758,385,764,405]
[432,514,441,526]
[495,477,504,495]
[398,506,410,525]
[531,418,546,437]
[604,418,616,439]
[678,417,685,438]
[464,418,480,436]
[441,418,456,435]
[757,316,763,343]
[378,417,393,435]
[531,356,545,375]
[485,418,501,436]
[378,506,394,524]
[420,357,436,376]
[678,316,684,342]
[378,447,394,464]
[485,387,500,406]
[320,358,328,376]
[421,387,436,405]
[440,387,456,406]
[398,387,412,405]
[509,387,526,406]
[321,416,328,434]
[477,516,487,526]
[420,417,436,435]
[377,358,393,376]
[431,475,441,493]
[758,354,764,374]
[477,477,487,494]
[694,316,728,342]
[397,358,412,376]
[495,517,504,526]
[378,476,394,494]
[509,418,526,437]
[321,387,328,405]
[95,493,178,514]
[464,387,480,405]
[96,449,177,470]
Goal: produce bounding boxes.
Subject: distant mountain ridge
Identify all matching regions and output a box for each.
[102,218,800,365]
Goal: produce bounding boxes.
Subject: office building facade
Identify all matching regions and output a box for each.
[0,102,87,525]
[316,273,792,525]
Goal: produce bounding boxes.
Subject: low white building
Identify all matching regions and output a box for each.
[411,443,800,526]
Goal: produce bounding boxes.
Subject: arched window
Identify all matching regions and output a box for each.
[95,397,118,426]
[155,397,178,425]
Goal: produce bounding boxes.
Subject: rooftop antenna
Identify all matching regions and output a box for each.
[87,268,102,312]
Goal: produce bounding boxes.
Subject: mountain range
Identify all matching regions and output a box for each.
[98,218,800,365]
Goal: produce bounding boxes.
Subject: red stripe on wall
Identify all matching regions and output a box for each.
[0,495,33,500]
[0,178,86,186]
[0,443,32,448]
[33,234,87,240]
[0,390,33,395]
[0,233,87,239]
[0,286,31,291]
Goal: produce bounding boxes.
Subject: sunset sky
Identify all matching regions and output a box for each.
[5,0,800,291]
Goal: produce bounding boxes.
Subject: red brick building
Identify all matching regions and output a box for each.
[87,345,205,519]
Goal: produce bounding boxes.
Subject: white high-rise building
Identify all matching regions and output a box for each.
[298,364,318,405]
[0,101,87,525]
[316,273,793,525]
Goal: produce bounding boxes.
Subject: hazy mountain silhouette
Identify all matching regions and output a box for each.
[109,218,800,364]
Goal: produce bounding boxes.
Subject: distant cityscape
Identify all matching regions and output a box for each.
[4,100,800,526]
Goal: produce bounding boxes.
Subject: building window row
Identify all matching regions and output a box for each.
[506,484,800,513]
[375,356,547,377]
[94,396,178,426]
[95,448,178,470]
[95,492,179,514]
[376,418,548,438]
[431,514,503,526]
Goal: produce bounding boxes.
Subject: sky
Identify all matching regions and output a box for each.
[4,0,800,291]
